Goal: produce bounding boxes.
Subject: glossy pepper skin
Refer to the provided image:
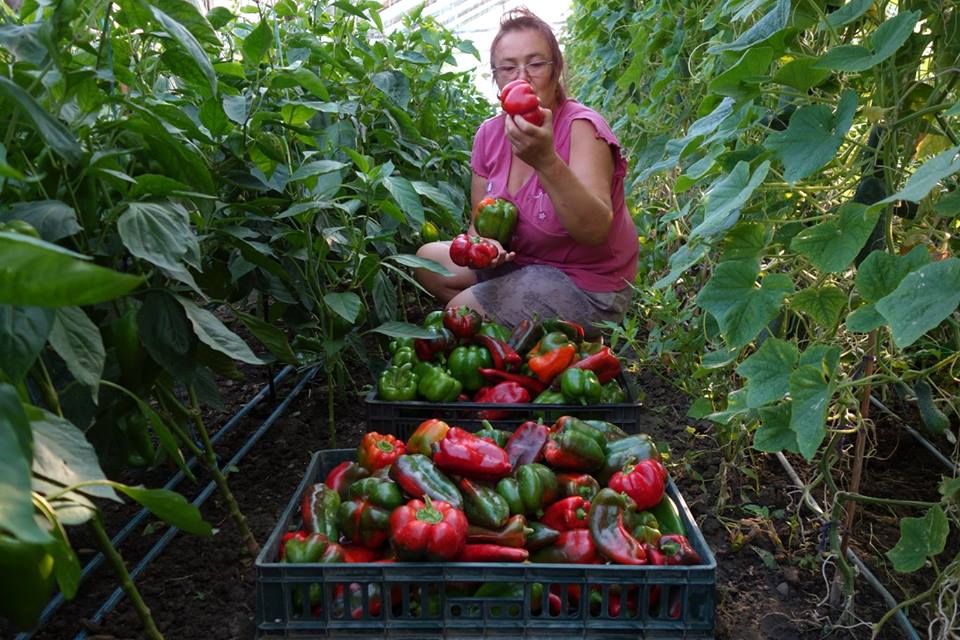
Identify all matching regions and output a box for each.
[542,318,586,342]
[582,419,629,443]
[477,321,511,341]
[525,522,560,551]
[528,331,576,358]
[608,458,668,511]
[479,367,546,396]
[414,326,456,362]
[357,432,406,471]
[650,495,686,536]
[600,434,661,484]
[447,344,495,391]
[571,346,622,384]
[475,421,511,448]
[556,472,600,500]
[474,196,519,247]
[544,420,606,472]
[600,380,626,404]
[540,496,591,531]
[459,477,510,528]
[391,345,418,367]
[449,233,498,269]
[472,334,522,371]
[301,483,341,540]
[339,477,405,548]
[531,529,598,564]
[283,532,342,563]
[390,497,467,561]
[457,543,529,562]
[588,489,648,565]
[659,534,702,565]
[466,514,531,547]
[497,462,558,517]
[325,461,370,499]
[558,368,603,405]
[631,511,662,545]
[377,363,419,401]
[417,366,463,402]
[504,419,549,468]
[528,344,577,384]
[499,79,545,126]
[443,305,483,340]
[406,419,450,457]
[506,318,543,356]
[390,454,463,509]
[473,381,531,420]
[432,427,512,481]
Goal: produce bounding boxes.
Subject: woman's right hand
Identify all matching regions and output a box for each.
[482,238,516,269]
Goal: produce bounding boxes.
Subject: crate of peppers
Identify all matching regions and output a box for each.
[255,416,716,638]
[367,310,645,438]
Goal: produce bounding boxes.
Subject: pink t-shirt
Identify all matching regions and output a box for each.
[470,99,638,292]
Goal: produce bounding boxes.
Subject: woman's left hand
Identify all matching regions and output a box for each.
[504,108,558,172]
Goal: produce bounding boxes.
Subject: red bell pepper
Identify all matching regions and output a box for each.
[531,529,598,564]
[478,368,547,396]
[472,381,531,420]
[432,427,512,480]
[504,419,549,468]
[556,472,600,500]
[406,419,450,457]
[357,432,406,471]
[443,305,483,339]
[389,496,467,561]
[449,233,498,269]
[608,458,668,511]
[588,489,648,565]
[571,346,621,384]
[658,534,702,565]
[341,544,382,563]
[456,543,529,562]
[325,461,370,499]
[472,334,522,371]
[540,496,590,531]
[527,344,577,384]
[499,79,545,126]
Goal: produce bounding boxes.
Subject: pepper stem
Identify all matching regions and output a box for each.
[416,495,443,524]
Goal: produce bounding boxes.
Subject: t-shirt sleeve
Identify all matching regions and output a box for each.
[572,112,628,181]
[470,121,491,178]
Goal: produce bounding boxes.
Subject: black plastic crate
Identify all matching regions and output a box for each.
[366,373,645,440]
[256,449,716,639]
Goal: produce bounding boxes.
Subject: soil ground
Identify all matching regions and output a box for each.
[3,356,953,640]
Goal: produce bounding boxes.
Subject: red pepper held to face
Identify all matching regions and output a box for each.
[449,233,498,269]
[499,79,545,126]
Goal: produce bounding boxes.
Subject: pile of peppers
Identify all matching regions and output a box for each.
[377,310,629,407]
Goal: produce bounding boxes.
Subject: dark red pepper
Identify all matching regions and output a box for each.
[608,458,668,511]
[466,514,531,547]
[658,534,702,565]
[472,381,531,420]
[414,327,456,362]
[530,529,598,564]
[341,544,381,563]
[443,305,483,339]
[506,318,542,355]
[449,233,498,269]
[504,419,549,468]
[432,427,512,481]
[540,496,591,531]
[457,543,529,562]
[571,346,622,383]
[499,78,545,126]
[472,334,522,371]
[325,461,370,499]
[588,488,648,565]
[478,368,547,396]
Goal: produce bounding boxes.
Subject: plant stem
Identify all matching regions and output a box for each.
[89,512,164,640]
[842,331,877,555]
[187,386,260,555]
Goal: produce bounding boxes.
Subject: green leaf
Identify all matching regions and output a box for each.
[176,297,266,365]
[933,190,960,217]
[789,360,835,460]
[412,181,459,220]
[198,99,229,137]
[0,77,83,165]
[113,485,212,535]
[242,19,273,65]
[696,260,794,349]
[709,0,790,53]
[207,6,234,28]
[766,90,857,183]
[382,175,425,227]
[790,285,847,328]
[222,94,247,125]
[772,56,831,91]
[371,70,411,108]
[384,254,452,276]
[289,68,330,100]
[146,2,217,95]
[2,200,81,242]
[0,234,143,307]
[291,160,347,181]
[369,321,437,339]
[691,161,770,239]
[233,309,297,365]
[736,337,798,408]
[880,146,960,204]
[653,242,709,289]
[0,306,53,382]
[721,222,767,260]
[875,258,960,348]
[138,291,195,380]
[117,202,202,294]
[823,0,874,29]
[47,307,105,402]
[754,402,800,453]
[705,387,750,425]
[791,203,879,272]
[886,505,949,572]
[323,291,362,323]
[845,304,885,332]
[0,384,53,543]
[815,11,919,72]
[856,246,930,302]
[709,46,774,98]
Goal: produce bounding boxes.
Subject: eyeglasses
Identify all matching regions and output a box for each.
[492,60,554,81]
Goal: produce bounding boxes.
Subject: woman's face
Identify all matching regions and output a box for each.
[492,29,558,109]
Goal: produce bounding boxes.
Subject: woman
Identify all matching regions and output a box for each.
[415,9,638,337]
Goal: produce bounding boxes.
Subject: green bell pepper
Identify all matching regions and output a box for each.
[417,366,463,402]
[339,477,404,548]
[558,368,602,405]
[391,345,418,367]
[474,197,519,247]
[497,463,558,517]
[460,478,510,528]
[447,345,494,392]
[378,363,419,401]
[477,321,511,342]
[600,379,626,404]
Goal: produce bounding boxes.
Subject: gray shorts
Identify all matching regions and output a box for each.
[472,263,632,338]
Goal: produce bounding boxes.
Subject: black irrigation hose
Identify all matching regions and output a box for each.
[16,365,295,640]
[71,365,320,640]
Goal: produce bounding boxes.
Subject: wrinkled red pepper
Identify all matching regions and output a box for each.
[571,346,622,384]
[473,334,522,371]
[357,432,406,471]
[473,381,531,420]
[499,79,545,126]
[443,305,483,339]
[432,427,512,480]
[390,496,467,561]
[608,458,668,511]
[449,233,498,269]
[504,419,549,468]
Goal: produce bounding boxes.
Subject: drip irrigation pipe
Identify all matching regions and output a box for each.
[16,364,295,640]
[868,395,956,473]
[775,452,921,640]
[72,365,319,640]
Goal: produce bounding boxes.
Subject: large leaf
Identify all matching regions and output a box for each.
[138,291,196,380]
[690,160,770,238]
[176,297,266,365]
[765,90,857,183]
[371,71,411,109]
[880,146,960,204]
[696,260,794,349]
[709,0,790,53]
[653,242,709,289]
[754,402,800,453]
[0,77,83,165]
[412,181,460,220]
[47,307,105,402]
[772,56,831,91]
[233,309,298,365]
[823,0,874,29]
[0,305,53,383]
[856,246,931,302]
[789,361,835,460]
[875,258,960,348]
[370,321,438,339]
[139,0,217,94]
[0,233,143,307]
[385,254,452,276]
[708,46,774,98]
[815,11,920,72]
[242,19,273,65]
[222,94,248,125]
[113,485,212,535]
[790,285,847,328]
[323,291,362,323]
[735,337,798,408]
[790,203,879,272]
[886,505,949,572]
[117,202,202,294]
[2,200,81,242]
[291,160,348,181]
[0,384,52,544]
[382,175,425,227]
